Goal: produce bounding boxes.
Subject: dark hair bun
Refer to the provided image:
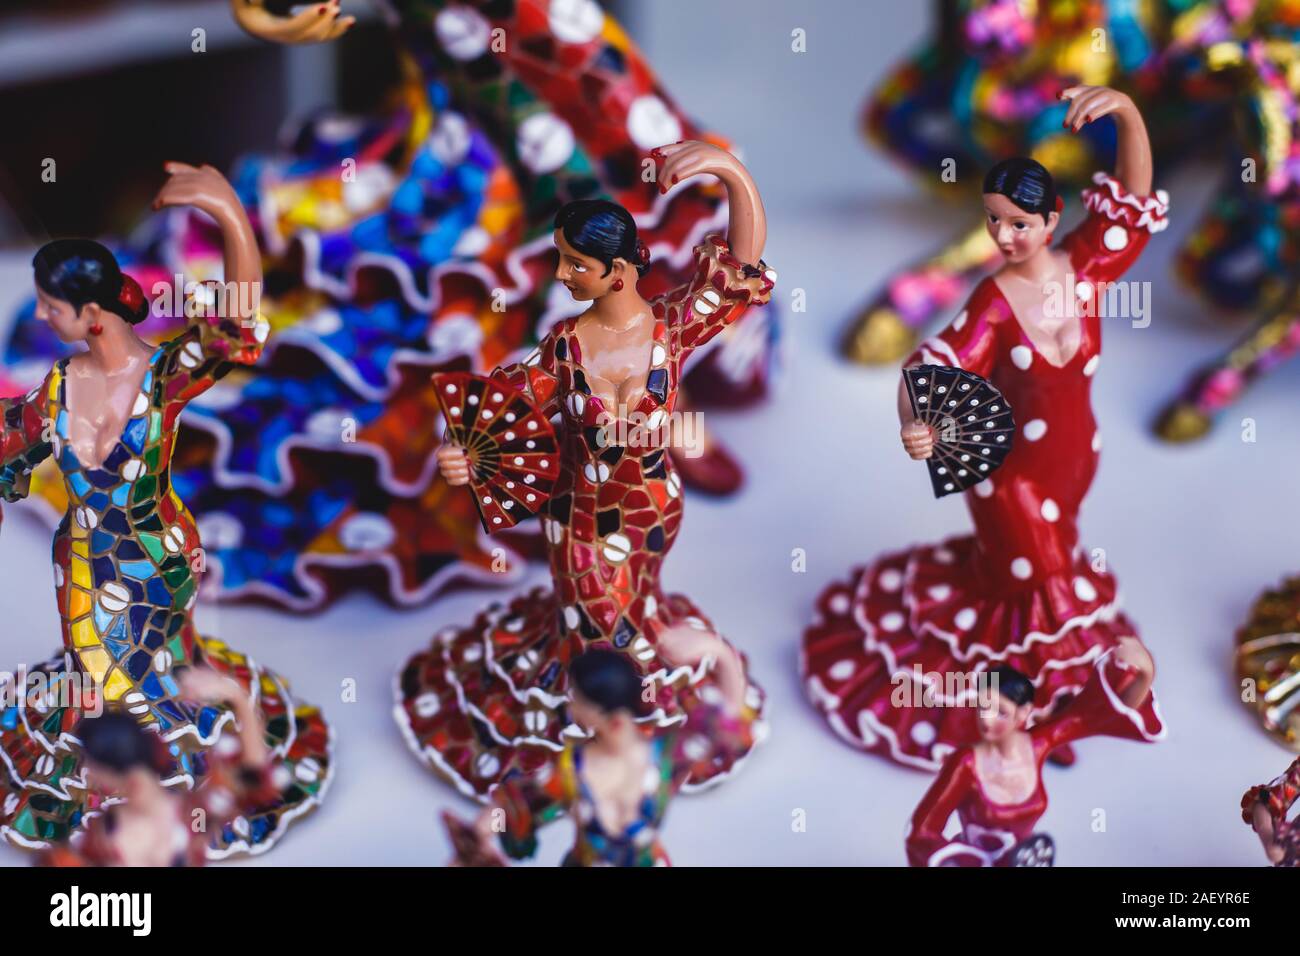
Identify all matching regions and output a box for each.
[987,665,1036,708]
[75,712,165,775]
[569,649,644,715]
[554,199,648,278]
[983,157,1058,222]
[32,238,149,325]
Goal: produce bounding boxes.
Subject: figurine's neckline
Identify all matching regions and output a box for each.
[58,347,162,472]
[566,313,664,413]
[970,742,1044,809]
[987,263,1087,371]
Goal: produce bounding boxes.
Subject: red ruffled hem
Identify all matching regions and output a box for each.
[801,535,1139,770]
[394,587,767,798]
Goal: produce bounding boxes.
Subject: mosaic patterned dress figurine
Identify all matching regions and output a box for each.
[396,141,773,797]
[0,0,777,617]
[39,669,280,867]
[446,634,751,867]
[803,86,1167,770]
[907,640,1162,867]
[0,164,331,856]
[1242,754,1300,867]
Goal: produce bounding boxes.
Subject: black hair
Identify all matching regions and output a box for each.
[553,199,649,277]
[569,649,644,715]
[32,238,149,325]
[75,713,160,775]
[987,665,1035,708]
[983,157,1058,222]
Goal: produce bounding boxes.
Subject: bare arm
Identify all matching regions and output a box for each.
[230,0,356,44]
[655,142,767,264]
[1061,86,1153,197]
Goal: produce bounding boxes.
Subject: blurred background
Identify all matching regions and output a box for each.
[0,1,1295,867]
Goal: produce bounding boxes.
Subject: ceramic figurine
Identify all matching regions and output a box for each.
[0,0,780,623]
[445,628,751,866]
[396,140,773,798]
[1235,576,1300,748]
[1242,754,1300,867]
[906,639,1162,866]
[0,164,331,855]
[803,86,1167,771]
[38,669,278,867]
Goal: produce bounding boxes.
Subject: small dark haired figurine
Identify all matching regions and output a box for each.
[1242,755,1300,866]
[1,162,331,858]
[446,628,755,867]
[982,157,1062,223]
[401,140,774,802]
[907,640,1162,866]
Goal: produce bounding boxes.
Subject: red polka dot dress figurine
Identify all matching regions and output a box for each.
[396,142,774,798]
[803,86,1169,771]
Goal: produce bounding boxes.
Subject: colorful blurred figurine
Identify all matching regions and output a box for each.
[1242,755,1300,867]
[803,86,1166,770]
[445,629,752,866]
[1235,577,1300,748]
[906,639,1162,866]
[0,164,331,856]
[39,669,279,867]
[396,140,772,798]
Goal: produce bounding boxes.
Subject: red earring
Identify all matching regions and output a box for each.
[88,323,103,336]
[612,279,624,292]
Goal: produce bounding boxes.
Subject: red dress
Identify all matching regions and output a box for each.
[803,172,1170,769]
[396,236,774,798]
[1241,755,1300,866]
[906,652,1165,866]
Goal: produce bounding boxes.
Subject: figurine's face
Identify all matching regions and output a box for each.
[568,689,607,733]
[554,230,622,301]
[975,691,1031,742]
[34,287,99,344]
[982,193,1058,264]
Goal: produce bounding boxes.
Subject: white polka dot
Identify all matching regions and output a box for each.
[1010,557,1033,580]
[475,752,501,778]
[121,459,145,481]
[910,721,936,746]
[1040,499,1060,522]
[339,513,396,551]
[828,592,850,615]
[1010,345,1033,370]
[952,309,968,331]
[517,113,575,174]
[1083,355,1100,377]
[934,547,955,564]
[880,612,905,632]
[548,0,605,43]
[972,479,995,498]
[1102,225,1130,251]
[563,606,580,629]
[1092,431,1102,452]
[828,660,856,681]
[1075,280,1094,300]
[651,344,666,366]
[927,584,951,601]
[435,7,492,60]
[644,595,658,618]
[954,608,978,630]
[1023,419,1048,442]
[197,512,242,550]
[878,568,903,592]
[603,533,631,563]
[429,112,471,165]
[1074,577,1098,602]
[626,95,682,150]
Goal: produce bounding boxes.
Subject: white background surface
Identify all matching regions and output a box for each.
[0,0,1296,866]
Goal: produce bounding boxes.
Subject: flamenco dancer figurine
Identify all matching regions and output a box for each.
[907,639,1162,867]
[447,631,750,866]
[803,86,1167,770]
[0,164,331,855]
[40,669,279,867]
[1242,755,1300,867]
[396,141,773,797]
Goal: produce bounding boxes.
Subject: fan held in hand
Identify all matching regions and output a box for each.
[905,364,1016,498]
[433,371,560,532]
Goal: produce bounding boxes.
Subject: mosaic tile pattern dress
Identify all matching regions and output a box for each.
[396,235,773,797]
[2,0,777,610]
[1242,754,1300,867]
[0,293,332,857]
[803,172,1169,771]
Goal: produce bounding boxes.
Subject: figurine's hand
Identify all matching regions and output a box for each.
[1113,635,1154,677]
[1059,85,1136,133]
[901,421,935,460]
[656,623,729,672]
[1251,803,1285,864]
[651,141,745,194]
[152,162,243,223]
[178,667,246,707]
[437,444,472,486]
[230,0,356,45]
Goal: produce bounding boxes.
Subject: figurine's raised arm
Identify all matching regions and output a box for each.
[654,141,766,265]
[230,0,356,44]
[1060,85,1153,198]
